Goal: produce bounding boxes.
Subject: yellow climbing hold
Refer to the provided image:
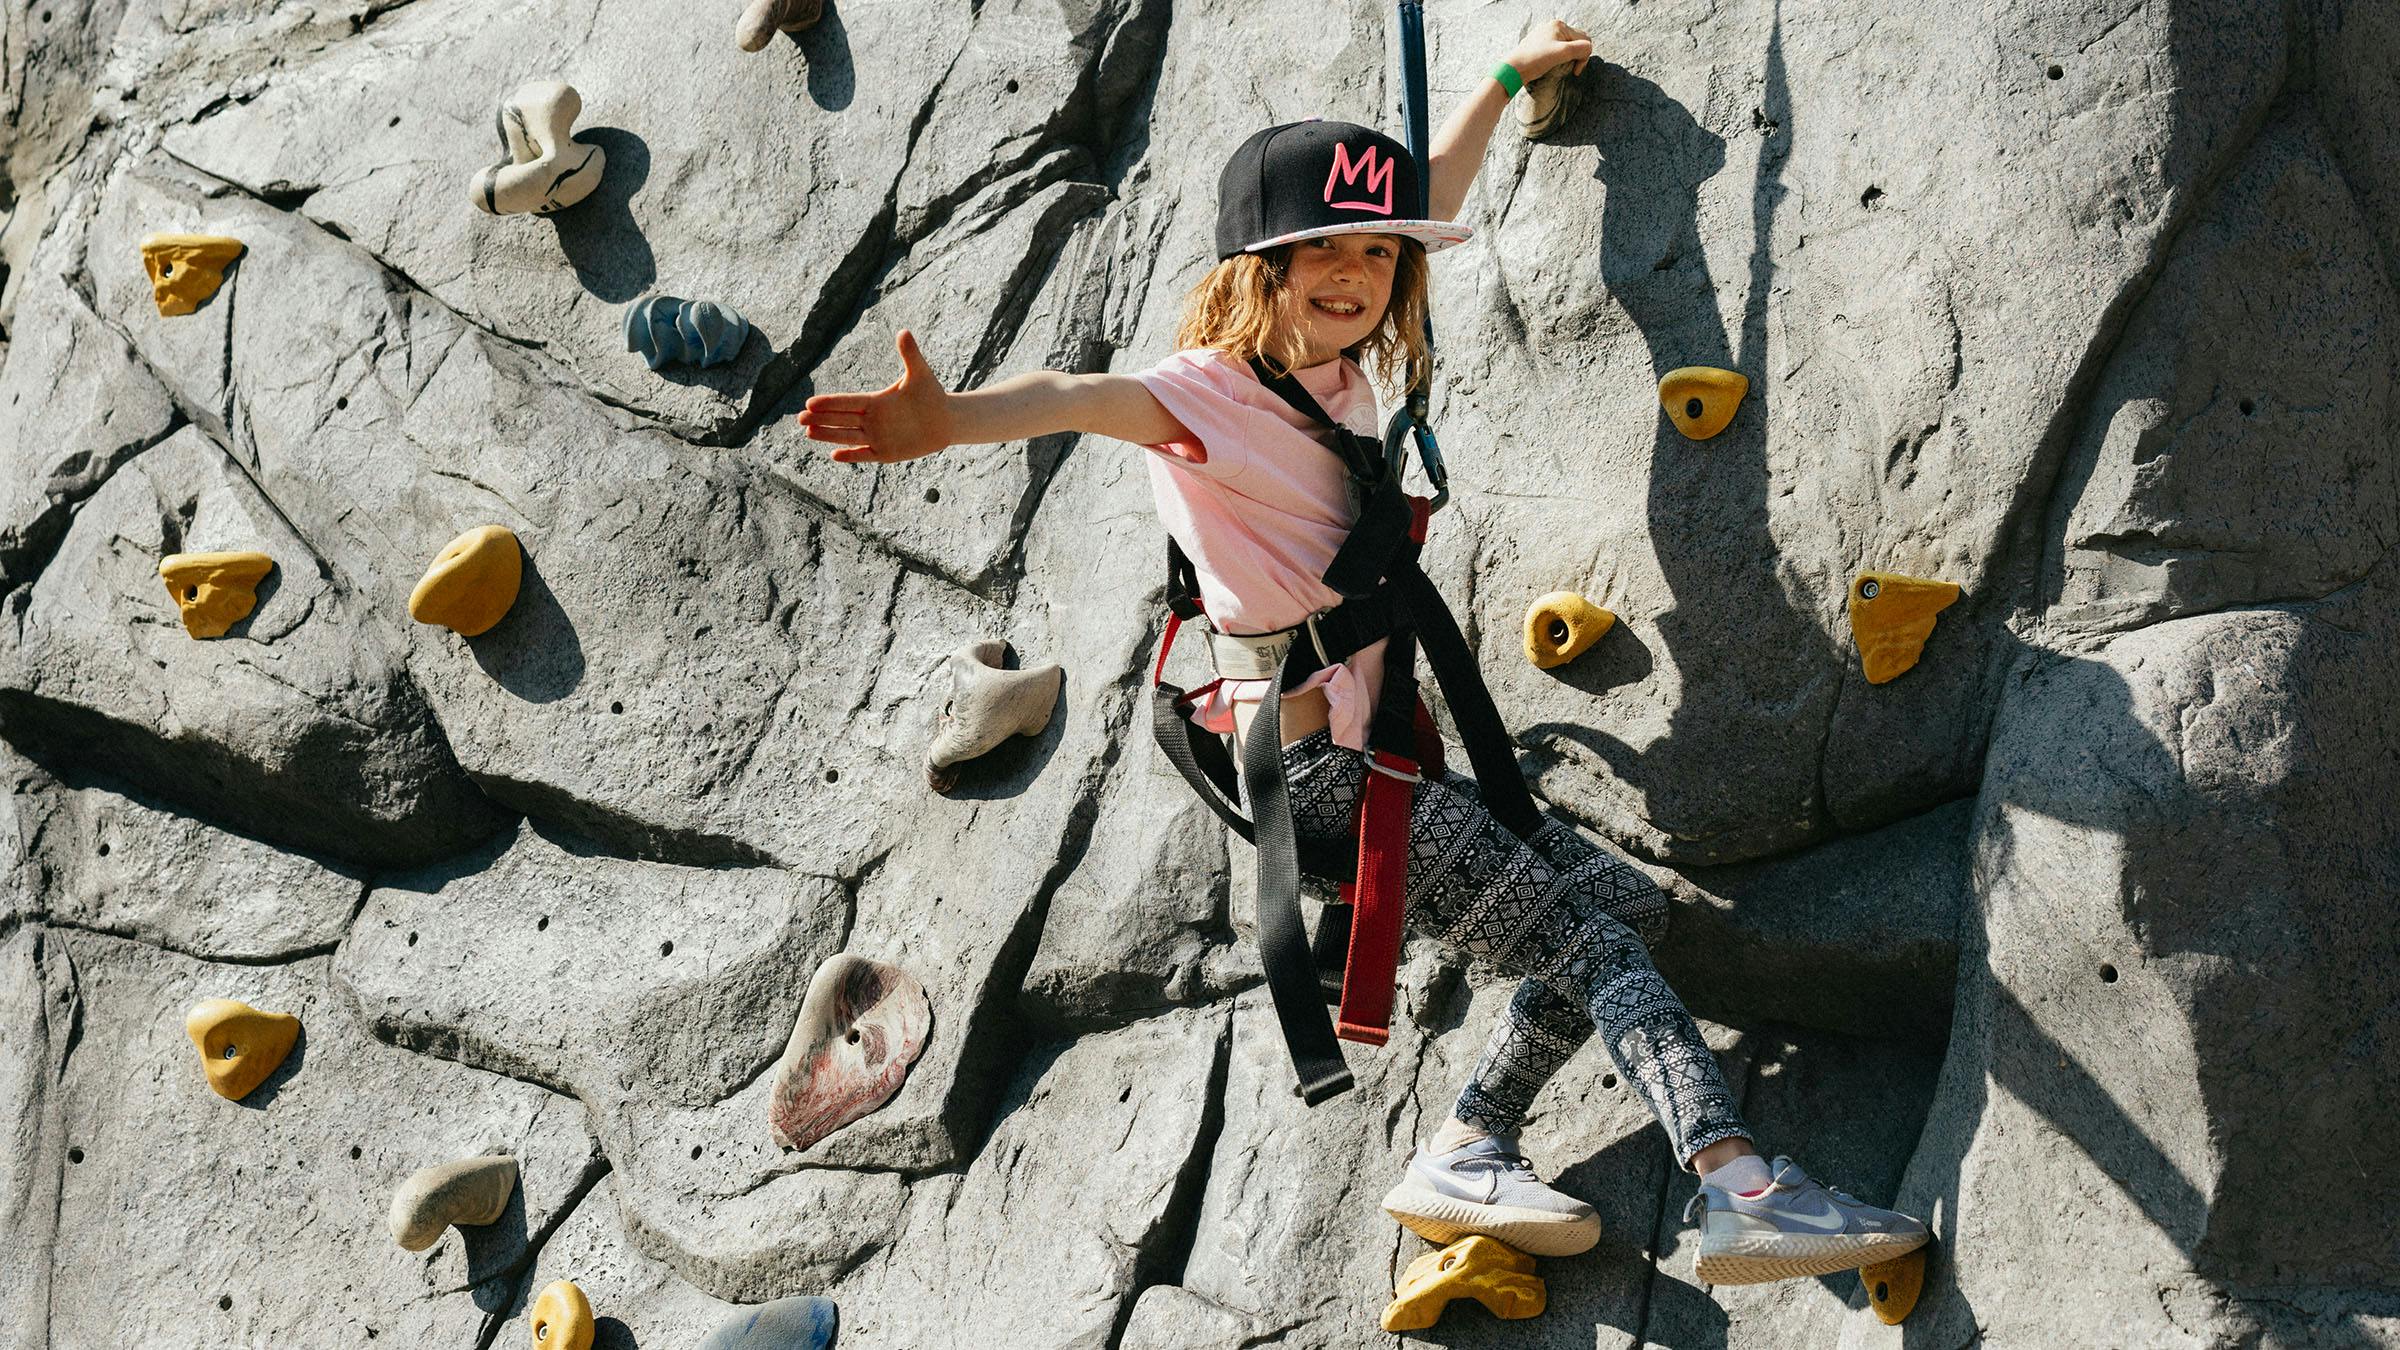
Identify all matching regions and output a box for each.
[158,551,275,639]
[1848,572,1962,684]
[1523,592,1615,670]
[1658,366,1748,440]
[138,234,245,316]
[530,1280,595,1350]
[184,999,300,1101]
[409,525,524,637]
[1862,1245,1928,1324]
[1380,1235,1546,1333]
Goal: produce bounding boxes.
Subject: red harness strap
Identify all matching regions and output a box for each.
[1334,497,1438,1045]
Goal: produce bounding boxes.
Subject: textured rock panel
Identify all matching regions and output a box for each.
[42,933,600,1345]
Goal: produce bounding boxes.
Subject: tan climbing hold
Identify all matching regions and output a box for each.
[389,1154,520,1252]
[138,234,244,316]
[184,998,300,1101]
[1659,366,1748,440]
[925,640,1063,792]
[1523,591,1615,670]
[1516,59,1586,141]
[1381,1235,1546,1332]
[158,551,275,639]
[1848,572,1962,684]
[470,81,606,216]
[529,1280,595,1350]
[409,525,523,637]
[736,0,823,51]
[1861,1245,1927,1324]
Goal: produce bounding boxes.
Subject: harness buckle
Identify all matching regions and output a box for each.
[1367,749,1422,784]
[1303,610,1335,669]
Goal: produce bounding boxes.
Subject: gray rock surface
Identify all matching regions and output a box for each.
[2,0,2393,1345]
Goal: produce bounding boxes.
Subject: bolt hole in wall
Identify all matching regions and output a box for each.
[824,768,839,783]
[610,701,624,714]
[847,1029,861,1044]
[336,396,348,410]
[96,841,110,857]
[537,915,549,932]
[2047,63,2064,79]
[2241,398,2257,416]
[691,1145,703,1160]
[2100,963,2119,983]
[1601,1073,1618,1089]
[350,1145,362,1160]
[67,1147,83,1164]
[218,1296,232,1312]
[1860,185,1884,208]
[660,940,674,957]
[407,931,418,947]
[1004,78,1018,93]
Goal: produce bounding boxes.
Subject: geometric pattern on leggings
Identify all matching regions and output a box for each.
[1280,729,1749,1166]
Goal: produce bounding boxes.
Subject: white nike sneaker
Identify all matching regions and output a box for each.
[1380,1134,1602,1257]
[1684,1156,1929,1284]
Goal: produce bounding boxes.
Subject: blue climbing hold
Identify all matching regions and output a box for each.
[624,294,752,370]
[697,1296,838,1349]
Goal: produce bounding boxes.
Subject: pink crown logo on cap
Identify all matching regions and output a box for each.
[1324,141,1396,214]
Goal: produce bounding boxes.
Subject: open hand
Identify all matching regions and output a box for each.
[1508,18,1593,83]
[797,329,955,464]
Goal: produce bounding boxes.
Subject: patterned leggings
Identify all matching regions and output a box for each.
[1281,729,1749,1167]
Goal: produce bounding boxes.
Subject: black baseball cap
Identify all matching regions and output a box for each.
[1215,119,1474,260]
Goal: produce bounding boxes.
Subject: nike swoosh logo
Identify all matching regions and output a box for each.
[1777,1201,1850,1234]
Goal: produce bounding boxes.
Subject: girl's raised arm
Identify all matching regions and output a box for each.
[1426,19,1593,221]
[799,330,1190,463]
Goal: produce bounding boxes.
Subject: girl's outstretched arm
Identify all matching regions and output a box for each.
[798,330,1189,463]
[1426,19,1593,221]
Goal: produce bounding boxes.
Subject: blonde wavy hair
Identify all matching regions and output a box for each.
[1174,240,1431,396]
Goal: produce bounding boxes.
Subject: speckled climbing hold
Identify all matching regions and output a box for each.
[1380,1235,1546,1333]
[529,1280,594,1350]
[623,295,751,370]
[388,1154,519,1252]
[184,998,300,1101]
[1523,591,1615,670]
[158,551,274,639]
[766,954,933,1153]
[925,639,1063,792]
[470,81,606,216]
[1658,366,1748,440]
[1516,59,1586,141]
[409,525,523,637]
[138,234,245,316]
[735,0,824,51]
[1848,571,1962,684]
[697,1295,840,1350]
[1861,1244,1927,1324]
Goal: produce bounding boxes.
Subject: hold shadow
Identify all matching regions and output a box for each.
[551,128,655,302]
[461,1181,533,1311]
[594,1317,639,1349]
[469,550,585,703]
[794,4,855,111]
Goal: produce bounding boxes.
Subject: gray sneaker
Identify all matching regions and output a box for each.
[1380,1135,1602,1257]
[1684,1156,1929,1284]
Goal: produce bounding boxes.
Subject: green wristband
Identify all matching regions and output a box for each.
[1494,62,1525,99]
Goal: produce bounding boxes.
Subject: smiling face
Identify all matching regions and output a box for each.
[1281,232,1401,366]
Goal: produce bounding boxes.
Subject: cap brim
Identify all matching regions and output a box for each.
[1244,218,1474,254]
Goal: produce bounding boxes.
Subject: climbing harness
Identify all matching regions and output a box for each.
[1148,2,1543,1105]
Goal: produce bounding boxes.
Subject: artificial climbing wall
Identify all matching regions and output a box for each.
[2,0,2396,1346]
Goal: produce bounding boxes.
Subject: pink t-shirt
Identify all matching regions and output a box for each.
[1133,348,1389,751]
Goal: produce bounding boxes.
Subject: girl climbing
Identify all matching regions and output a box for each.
[796,19,1928,1290]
